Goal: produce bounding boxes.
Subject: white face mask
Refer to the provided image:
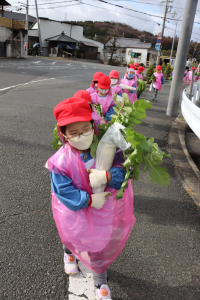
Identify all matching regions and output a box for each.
[68,130,94,150]
[111,78,118,85]
[98,88,109,95]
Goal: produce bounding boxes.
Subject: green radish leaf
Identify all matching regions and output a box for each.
[149,165,170,186]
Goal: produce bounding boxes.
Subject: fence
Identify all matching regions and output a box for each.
[181,79,200,139]
[0,17,25,30]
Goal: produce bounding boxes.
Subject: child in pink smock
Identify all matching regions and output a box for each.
[136,66,145,80]
[73,90,103,130]
[91,75,116,121]
[188,67,197,85]
[152,65,165,100]
[109,70,123,96]
[45,97,135,299]
[120,64,137,103]
[86,72,104,95]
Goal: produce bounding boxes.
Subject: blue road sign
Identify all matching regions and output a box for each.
[155,44,160,51]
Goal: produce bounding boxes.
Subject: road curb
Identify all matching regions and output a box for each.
[168,114,200,208]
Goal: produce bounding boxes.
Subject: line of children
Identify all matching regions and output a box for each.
[45,97,135,300]
[152,65,165,101]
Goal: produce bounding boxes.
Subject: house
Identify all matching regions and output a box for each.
[45,31,79,58]
[0,2,28,57]
[106,37,158,66]
[28,18,104,60]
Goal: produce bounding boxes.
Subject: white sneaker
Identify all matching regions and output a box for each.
[95,284,112,300]
[64,253,78,275]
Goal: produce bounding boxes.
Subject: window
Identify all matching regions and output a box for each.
[131,52,142,58]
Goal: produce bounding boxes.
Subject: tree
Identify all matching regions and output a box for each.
[146,64,155,77]
[106,25,121,63]
[165,64,172,76]
[162,62,166,74]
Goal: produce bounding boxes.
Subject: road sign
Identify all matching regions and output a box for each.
[158,32,162,37]
[157,39,162,44]
[155,44,161,51]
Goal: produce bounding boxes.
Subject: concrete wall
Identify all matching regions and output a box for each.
[6,30,28,58]
[126,48,148,65]
[0,26,12,42]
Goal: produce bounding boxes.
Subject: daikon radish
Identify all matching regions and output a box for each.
[93,122,131,194]
[119,83,136,91]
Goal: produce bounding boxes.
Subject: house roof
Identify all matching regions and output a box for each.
[81,41,98,48]
[45,32,79,43]
[30,17,83,29]
[0,0,11,5]
[106,37,152,49]
[1,11,36,22]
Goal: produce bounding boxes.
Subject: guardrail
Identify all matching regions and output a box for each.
[181,81,200,139]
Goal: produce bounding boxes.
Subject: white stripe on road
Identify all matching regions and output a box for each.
[68,261,95,300]
[52,62,56,65]
[0,75,83,92]
[33,61,42,64]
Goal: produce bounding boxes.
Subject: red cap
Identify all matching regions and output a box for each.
[54,98,92,126]
[73,90,91,103]
[109,70,119,78]
[156,65,162,70]
[134,63,140,67]
[97,75,111,89]
[128,64,135,70]
[93,72,104,81]
[137,66,145,72]
[191,67,196,70]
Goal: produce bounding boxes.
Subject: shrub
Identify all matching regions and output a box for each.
[146,63,155,77]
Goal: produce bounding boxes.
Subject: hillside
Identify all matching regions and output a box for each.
[73,21,178,52]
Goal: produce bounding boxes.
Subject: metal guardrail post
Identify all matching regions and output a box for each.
[189,69,195,100]
[192,85,197,104]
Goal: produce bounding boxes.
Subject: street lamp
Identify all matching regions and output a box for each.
[170,15,183,64]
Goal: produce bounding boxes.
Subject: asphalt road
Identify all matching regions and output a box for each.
[0,57,200,300]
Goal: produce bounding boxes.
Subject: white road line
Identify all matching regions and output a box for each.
[68,261,95,300]
[33,61,42,64]
[52,62,56,65]
[0,75,83,92]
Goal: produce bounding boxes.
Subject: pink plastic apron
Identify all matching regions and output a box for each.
[87,86,96,95]
[153,72,163,91]
[183,71,187,84]
[45,144,135,274]
[110,85,123,96]
[135,72,143,80]
[91,93,115,116]
[120,77,137,103]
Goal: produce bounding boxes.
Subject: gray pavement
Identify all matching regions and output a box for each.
[0,57,200,300]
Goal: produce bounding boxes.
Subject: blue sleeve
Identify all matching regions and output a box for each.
[108,167,126,190]
[161,75,165,84]
[104,105,116,121]
[118,93,123,97]
[51,172,90,212]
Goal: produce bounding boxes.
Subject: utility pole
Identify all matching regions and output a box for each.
[26,0,29,30]
[35,0,43,55]
[166,0,198,117]
[157,0,169,65]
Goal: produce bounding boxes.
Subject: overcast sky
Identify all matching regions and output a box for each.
[8,0,200,42]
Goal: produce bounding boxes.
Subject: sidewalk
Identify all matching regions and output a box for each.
[108,84,200,300]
